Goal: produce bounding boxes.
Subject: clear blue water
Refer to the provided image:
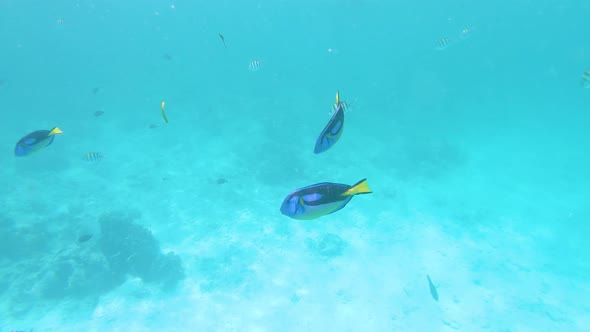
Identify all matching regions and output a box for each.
[1,0,589,331]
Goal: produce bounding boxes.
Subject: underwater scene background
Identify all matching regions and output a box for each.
[1,0,589,331]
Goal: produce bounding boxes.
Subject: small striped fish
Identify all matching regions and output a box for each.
[83,152,104,162]
[435,37,451,50]
[248,59,262,72]
[329,101,352,116]
[329,91,354,115]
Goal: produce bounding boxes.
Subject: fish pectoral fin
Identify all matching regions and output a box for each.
[342,178,372,196]
[299,196,305,205]
[49,127,63,135]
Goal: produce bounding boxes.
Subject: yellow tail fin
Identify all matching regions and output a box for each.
[49,127,63,135]
[335,91,340,105]
[342,178,372,196]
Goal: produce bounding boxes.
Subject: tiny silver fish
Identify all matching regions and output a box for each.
[459,27,473,40]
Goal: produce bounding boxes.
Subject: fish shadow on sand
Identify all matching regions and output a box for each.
[306,233,348,260]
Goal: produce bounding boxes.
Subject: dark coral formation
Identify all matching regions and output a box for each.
[0,210,184,319]
[36,247,121,299]
[99,211,184,289]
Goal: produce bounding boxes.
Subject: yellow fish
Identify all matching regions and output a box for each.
[161,101,168,123]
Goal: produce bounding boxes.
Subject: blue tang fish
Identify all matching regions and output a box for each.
[280,178,372,220]
[314,91,345,154]
[14,127,63,157]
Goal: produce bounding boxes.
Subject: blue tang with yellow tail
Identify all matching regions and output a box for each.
[280,178,372,220]
[314,91,345,154]
[14,127,63,157]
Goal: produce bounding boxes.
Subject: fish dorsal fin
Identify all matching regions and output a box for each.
[341,178,372,196]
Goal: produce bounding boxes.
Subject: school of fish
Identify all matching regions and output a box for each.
[12,31,589,308]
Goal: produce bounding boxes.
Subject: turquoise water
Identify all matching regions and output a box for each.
[1,0,590,330]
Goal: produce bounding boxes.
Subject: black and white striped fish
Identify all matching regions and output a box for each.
[435,37,451,50]
[83,152,104,162]
[329,91,354,115]
[248,59,262,72]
